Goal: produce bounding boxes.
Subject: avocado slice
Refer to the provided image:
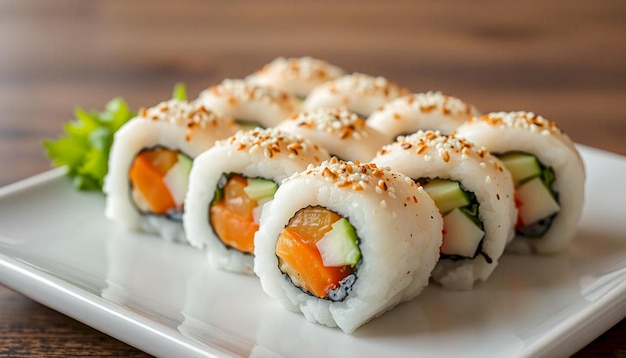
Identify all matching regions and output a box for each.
[316,218,360,267]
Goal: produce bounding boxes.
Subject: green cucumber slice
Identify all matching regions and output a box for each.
[316,218,360,267]
[422,179,471,214]
[243,177,278,203]
[498,152,542,186]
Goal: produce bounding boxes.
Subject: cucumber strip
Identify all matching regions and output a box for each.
[498,152,542,186]
[419,177,485,260]
[422,179,471,214]
[316,218,361,267]
[243,178,278,202]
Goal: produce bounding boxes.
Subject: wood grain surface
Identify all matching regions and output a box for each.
[0,0,624,356]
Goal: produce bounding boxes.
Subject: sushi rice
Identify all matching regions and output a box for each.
[254,158,443,333]
[246,56,345,99]
[455,111,585,254]
[183,128,329,274]
[104,99,239,243]
[372,130,517,290]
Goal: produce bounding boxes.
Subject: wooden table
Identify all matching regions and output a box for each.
[0,0,624,356]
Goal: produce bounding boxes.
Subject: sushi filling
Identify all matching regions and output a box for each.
[128,146,192,221]
[275,206,360,302]
[209,173,277,254]
[418,178,489,262]
[497,152,560,238]
[235,119,264,130]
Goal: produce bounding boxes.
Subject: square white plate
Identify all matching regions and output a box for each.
[0,145,624,358]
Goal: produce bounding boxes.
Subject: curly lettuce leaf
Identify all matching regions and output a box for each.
[43,97,135,191]
[43,84,185,192]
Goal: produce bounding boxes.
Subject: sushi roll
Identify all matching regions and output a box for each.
[254,158,443,333]
[104,99,240,242]
[454,111,585,254]
[183,128,329,274]
[245,56,345,99]
[196,79,301,129]
[367,91,480,139]
[303,73,409,117]
[276,108,388,162]
[371,130,517,290]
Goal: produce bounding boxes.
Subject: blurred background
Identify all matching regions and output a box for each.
[0,0,625,186]
[0,0,624,355]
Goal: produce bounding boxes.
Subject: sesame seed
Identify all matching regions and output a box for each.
[199,79,300,114]
[475,111,563,136]
[139,99,237,141]
[213,127,325,163]
[319,73,409,99]
[248,56,344,82]
[285,158,406,199]
[283,108,372,141]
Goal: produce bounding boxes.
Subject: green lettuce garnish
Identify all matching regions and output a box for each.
[43,97,136,191]
[43,83,187,192]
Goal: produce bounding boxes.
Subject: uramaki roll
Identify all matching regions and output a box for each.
[254,158,442,333]
[276,108,388,162]
[104,99,239,242]
[367,91,480,138]
[455,111,585,254]
[245,56,345,99]
[196,79,301,129]
[372,130,517,290]
[303,72,409,118]
[183,128,329,274]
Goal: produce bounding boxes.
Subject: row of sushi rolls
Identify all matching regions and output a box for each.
[104,56,585,334]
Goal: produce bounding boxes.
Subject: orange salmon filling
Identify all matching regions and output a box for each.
[210,175,259,254]
[129,148,179,214]
[275,206,354,299]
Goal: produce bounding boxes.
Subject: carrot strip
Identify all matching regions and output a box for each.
[129,152,176,214]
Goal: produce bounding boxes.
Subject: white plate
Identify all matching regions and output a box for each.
[0,145,624,358]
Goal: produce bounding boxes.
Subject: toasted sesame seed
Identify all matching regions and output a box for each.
[282,108,372,141]
[474,111,563,136]
[199,79,300,114]
[248,57,344,82]
[315,73,409,99]
[213,127,326,164]
[139,99,237,141]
